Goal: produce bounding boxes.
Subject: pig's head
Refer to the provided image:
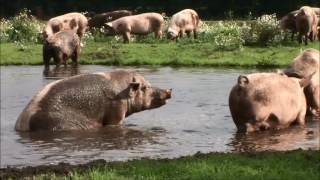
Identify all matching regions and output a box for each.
[127,74,172,115]
[167,28,179,41]
[104,22,117,35]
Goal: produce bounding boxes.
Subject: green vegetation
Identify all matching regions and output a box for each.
[6,150,318,179]
[1,41,319,67]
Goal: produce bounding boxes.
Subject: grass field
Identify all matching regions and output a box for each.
[1,41,319,67]
[2,150,319,179]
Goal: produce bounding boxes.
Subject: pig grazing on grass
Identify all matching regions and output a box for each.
[43,31,80,69]
[284,48,320,117]
[15,70,172,131]
[295,6,318,45]
[229,73,311,133]
[43,12,88,42]
[105,13,164,43]
[167,9,200,41]
[88,10,133,29]
[280,10,299,40]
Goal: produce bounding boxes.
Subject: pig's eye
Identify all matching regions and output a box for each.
[142,86,150,91]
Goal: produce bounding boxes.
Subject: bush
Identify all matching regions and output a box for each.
[241,14,285,46]
[199,21,244,50]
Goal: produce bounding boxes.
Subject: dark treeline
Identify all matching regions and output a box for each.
[1,0,320,19]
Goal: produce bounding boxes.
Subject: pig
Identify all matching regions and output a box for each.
[167,9,200,41]
[43,12,88,43]
[15,70,172,131]
[280,10,299,40]
[105,13,164,43]
[88,10,133,29]
[295,6,318,45]
[284,48,320,117]
[229,73,311,133]
[43,30,80,69]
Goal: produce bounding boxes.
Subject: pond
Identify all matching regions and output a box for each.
[1,65,319,168]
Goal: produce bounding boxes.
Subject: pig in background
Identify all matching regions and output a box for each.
[15,70,172,131]
[167,9,201,41]
[105,13,164,43]
[43,12,88,44]
[295,6,318,45]
[87,10,133,29]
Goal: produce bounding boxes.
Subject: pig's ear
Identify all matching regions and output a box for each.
[238,75,249,87]
[105,22,113,28]
[299,72,314,88]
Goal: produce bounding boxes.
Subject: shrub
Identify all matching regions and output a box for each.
[199,21,244,50]
[242,14,285,46]
[0,9,44,49]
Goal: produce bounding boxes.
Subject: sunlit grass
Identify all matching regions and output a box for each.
[1,41,319,67]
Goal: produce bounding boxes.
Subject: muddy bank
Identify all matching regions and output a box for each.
[1,149,318,179]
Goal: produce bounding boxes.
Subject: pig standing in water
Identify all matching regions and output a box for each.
[43,12,88,44]
[167,9,200,41]
[15,70,172,131]
[229,73,311,133]
[284,48,320,117]
[105,13,164,43]
[295,6,318,45]
[43,30,80,69]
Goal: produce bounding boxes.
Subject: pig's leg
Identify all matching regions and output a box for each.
[123,32,131,43]
[193,29,198,39]
[72,45,80,66]
[186,31,191,38]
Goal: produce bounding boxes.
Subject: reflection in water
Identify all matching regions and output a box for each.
[17,126,162,151]
[43,65,81,79]
[228,121,320,152]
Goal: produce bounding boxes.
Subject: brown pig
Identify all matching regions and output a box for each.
[284,48,320,117]
[167,9,200,41]
[43,31,80,69]
[15,70,172,131]
[295,6,318,45]
[280,10,299,40]
[88,10,133,29]
[105,13,164,43]
[229,73,311,133]
[43,12,88,42]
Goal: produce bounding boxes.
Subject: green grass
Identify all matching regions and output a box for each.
[23,150,320,179]
[1,41,319,67]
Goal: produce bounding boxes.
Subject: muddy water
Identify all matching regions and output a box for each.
[1,66,319,168]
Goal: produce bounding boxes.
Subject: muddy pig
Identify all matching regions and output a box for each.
[43,12,88,43]
[105,13,164,43]
[88,10,133,29]
[229,73,312,133]
[15,70,172,131]
[295,6,318,45]
[167,9,200,41]
[284,48,320,117]
[43,31,80,69]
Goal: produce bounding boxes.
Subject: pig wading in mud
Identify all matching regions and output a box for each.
[284,48,320,117]
[87,10,133,29]
[229,73,312,133]
[295,6,318,45]
[105,13,164,43]
[15,70,172,131]
[43,31,80,69]
[43,12,88,42]
[167,9,200,41]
